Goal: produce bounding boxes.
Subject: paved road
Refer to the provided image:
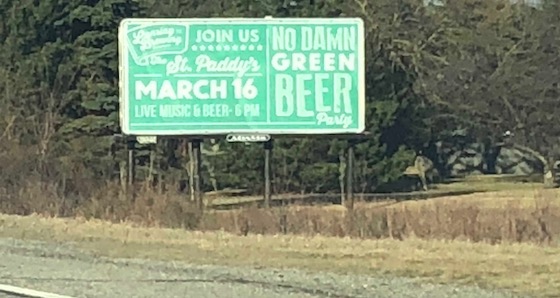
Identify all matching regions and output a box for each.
[0,238,527,298]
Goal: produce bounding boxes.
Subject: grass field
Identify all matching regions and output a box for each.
[1,176,560,297]
[204,174,545,208]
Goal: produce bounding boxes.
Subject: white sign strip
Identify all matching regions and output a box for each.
[0,284,74,298]
[136,135,157,144]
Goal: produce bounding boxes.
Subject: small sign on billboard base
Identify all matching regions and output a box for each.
[136,136,157,144]
[226,134,271,143]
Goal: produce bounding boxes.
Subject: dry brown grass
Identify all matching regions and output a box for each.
[4,179,560,244]
[5,179,560,245]
[201,187,560,245]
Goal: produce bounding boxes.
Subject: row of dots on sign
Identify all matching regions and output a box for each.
[191,44,264,51]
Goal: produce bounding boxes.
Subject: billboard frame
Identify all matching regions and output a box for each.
[118,17,366,136]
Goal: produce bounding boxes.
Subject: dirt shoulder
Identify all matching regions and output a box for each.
[0,238,524,298]
[0,213,549,297]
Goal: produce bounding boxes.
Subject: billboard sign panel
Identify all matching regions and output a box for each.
[118,18,365,135]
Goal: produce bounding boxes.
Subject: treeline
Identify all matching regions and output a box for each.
[0,0,559,214]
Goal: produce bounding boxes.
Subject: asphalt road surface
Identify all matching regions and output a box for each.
[0,238,528,298]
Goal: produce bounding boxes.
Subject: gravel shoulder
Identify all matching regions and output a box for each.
[0,238,527,298]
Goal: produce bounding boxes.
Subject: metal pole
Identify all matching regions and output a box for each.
[187,140,195,202]
[191,139,203,211]
[263,139,273,208]
[127,137,136,199]
[345,141,355,209]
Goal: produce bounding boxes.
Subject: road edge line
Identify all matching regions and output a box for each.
[0,284,74,298]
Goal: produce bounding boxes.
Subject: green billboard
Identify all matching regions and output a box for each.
[118,18,365,135]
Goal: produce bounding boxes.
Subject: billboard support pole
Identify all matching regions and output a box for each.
[345,140,356,210]
[191,139,203,211]
[126,137,136,200]
[263,139,273,208]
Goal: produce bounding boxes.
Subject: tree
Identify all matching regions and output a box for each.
[417,0,560,185]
